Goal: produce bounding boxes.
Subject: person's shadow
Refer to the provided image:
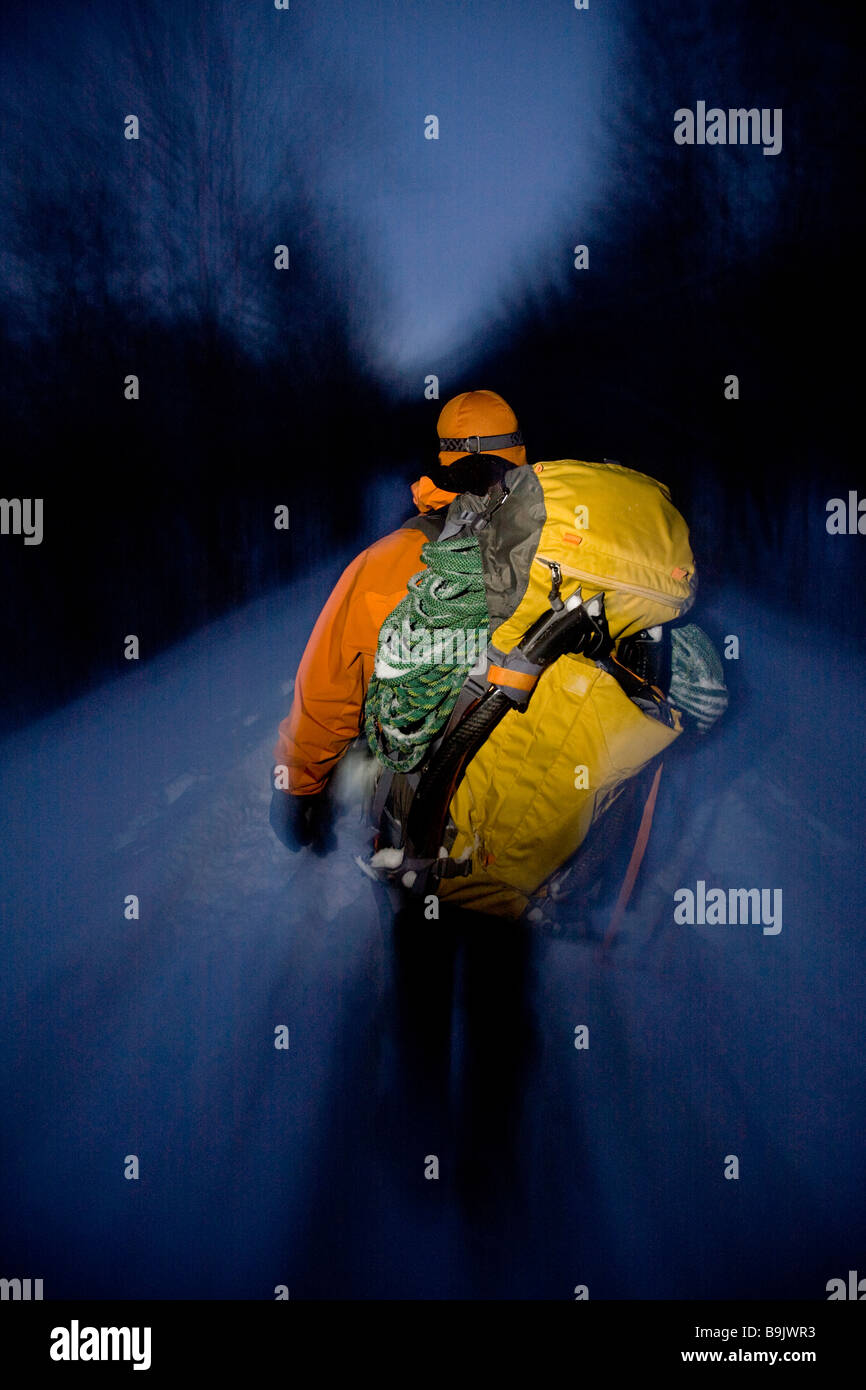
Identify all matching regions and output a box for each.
[379,896,538,1230]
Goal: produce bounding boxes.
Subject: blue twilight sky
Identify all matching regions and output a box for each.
[0,0,796,392]
[0,0,622,386]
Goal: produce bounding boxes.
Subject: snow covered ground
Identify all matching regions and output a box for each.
[1,571,864,1299]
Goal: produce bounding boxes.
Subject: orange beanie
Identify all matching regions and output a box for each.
[436,390,527,469]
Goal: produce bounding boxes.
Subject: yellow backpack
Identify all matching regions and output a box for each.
[367,458,696,917]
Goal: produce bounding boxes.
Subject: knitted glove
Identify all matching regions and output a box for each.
[668,624,729,733]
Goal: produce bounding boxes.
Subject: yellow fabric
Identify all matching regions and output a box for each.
[439,657,682,915]
[437,458,695,914]
[496,459,695,647]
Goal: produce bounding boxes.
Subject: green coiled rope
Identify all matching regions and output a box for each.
[364,533,489,772]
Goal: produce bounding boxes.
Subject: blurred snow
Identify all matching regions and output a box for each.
[0,575,864,1298]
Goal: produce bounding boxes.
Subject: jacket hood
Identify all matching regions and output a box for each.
[411,474,461,513]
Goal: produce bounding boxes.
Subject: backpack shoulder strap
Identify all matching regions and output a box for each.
[400,509,448,543]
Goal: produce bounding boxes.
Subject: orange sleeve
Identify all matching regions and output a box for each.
[273,526,429,795]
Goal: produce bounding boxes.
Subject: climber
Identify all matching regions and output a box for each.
[270,390,729,923]
[269,389,527,854]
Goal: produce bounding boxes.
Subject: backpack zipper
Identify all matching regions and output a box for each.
[534,554,689,610]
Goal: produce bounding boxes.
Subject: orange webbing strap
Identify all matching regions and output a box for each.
[603,761,664,949]
[486,664,537,693]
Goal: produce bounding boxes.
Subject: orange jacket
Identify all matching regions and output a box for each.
[274,476,456,795]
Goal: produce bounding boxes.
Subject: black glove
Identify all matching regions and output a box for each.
[269,787,336,855]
